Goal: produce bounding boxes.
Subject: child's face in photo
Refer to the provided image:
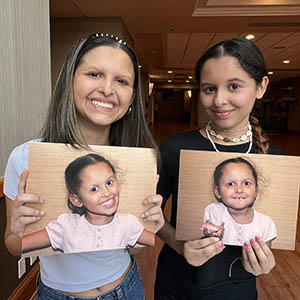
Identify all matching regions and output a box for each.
[77,162,120,219]
[214,162,257,211]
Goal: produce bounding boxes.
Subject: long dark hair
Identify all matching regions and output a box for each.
[40,33,157,150]
[65,153,116,215]
[195,37,270,153]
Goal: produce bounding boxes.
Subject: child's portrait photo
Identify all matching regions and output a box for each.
[176,150,300,250]
[22,142,158,256]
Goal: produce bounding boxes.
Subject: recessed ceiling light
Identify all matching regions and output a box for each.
[283,59,290,64]
[268,71,274,75]
[167,70,173,74]
[168,80,172,83]
[186,80,190,83]
[246,34,255,40]
[188,76,193,79]
[138,65,142,68]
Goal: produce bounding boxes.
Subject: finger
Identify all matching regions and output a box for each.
[15,193,44,209]
[143,194,162,206]
[242,243,253,272]
[17,205,46,218]
[140,205,162,220]
[17,169,29,195]
[156,174,160,185]
[189,236,220,249]
[244,241,261,273]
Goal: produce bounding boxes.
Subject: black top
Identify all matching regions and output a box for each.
[156,129,282,292]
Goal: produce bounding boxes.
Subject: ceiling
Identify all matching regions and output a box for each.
[50,0,300,85]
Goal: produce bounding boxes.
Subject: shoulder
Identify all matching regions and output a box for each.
[205,202,225,213]
[254,210,275,224]
[267,142,284,155]
[7,139,41,167]
[160,130,207,153]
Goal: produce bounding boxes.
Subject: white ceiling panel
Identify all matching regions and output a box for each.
[181,33,214,66]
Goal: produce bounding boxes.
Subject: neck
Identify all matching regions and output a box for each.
[227,207,254,224]
[205,121,252,146]
[79,120,111,146]
[85,210,115,226]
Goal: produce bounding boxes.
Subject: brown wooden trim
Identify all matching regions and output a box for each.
[8,263,39,300]
[0,177,4,198]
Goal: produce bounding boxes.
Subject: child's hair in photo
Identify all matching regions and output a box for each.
[65,153,116,215]
[213,157,258,206]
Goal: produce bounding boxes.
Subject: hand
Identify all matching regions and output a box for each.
[183,237,225,267]
[11,169,45,237]
[242,236,275,276]
[140,194,164,233]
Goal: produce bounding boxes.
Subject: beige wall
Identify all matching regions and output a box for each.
[0,0,51,177]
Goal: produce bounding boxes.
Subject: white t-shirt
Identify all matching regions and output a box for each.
[4,140,131,292]
[203,202,277,246]
[46,212,144,253]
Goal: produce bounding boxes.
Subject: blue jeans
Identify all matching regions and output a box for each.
[37,258,145,300]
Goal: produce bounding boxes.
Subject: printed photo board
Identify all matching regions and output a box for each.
[22,142,157,256]
[176,150,300,250]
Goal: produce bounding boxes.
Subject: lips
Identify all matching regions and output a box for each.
[91,99,115,110]
[100,197,116,208]
[212,109,234,118]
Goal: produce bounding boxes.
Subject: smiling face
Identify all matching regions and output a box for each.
[71,162,120,225]
[73,45,135,140]
[214,162,257,212]
[199,56,268,131]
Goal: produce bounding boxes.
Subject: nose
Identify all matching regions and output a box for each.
[98,77,114,96]
[101,186,111,198]
[213,89,227,107]
[235,186,243,193]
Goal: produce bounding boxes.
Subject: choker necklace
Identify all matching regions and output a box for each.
[205,121,253,153]
[206,121,252,143]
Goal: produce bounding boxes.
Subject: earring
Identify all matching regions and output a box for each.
[126,106,132,115]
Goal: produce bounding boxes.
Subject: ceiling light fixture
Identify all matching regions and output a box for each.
[188,76,193,79]
[187,90,192,98]
[246,34,255,40]
[186,80,190,83]
[168,80,172,83]
[167,70,173,74]
[283,59,290,64]
[268,71,274,75]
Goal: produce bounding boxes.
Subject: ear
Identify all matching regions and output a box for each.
[214,185,222,200]
[256,76,269,100]
[69,194,83,207]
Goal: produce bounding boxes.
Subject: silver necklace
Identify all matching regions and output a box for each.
[205,122,253,154]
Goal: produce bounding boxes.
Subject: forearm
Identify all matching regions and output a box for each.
[22,229,51,253]
[157,217,183,255]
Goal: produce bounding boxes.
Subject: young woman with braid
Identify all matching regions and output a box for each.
[154,37,282,300]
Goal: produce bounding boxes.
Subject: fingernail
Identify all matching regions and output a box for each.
[140,213,145,218]
[255,236,262,242]
[39,197,44,203]
[143,199,148,204]
[40,210,45,216]
[250,239,256,245]
[214,237,220,242]
[243,242,250,249]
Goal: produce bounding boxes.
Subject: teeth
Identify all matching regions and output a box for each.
[102,199,113,206]
[92,100,113,109]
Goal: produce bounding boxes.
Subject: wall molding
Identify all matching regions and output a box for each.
[0,177,4,198]
[7,263,39,300]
